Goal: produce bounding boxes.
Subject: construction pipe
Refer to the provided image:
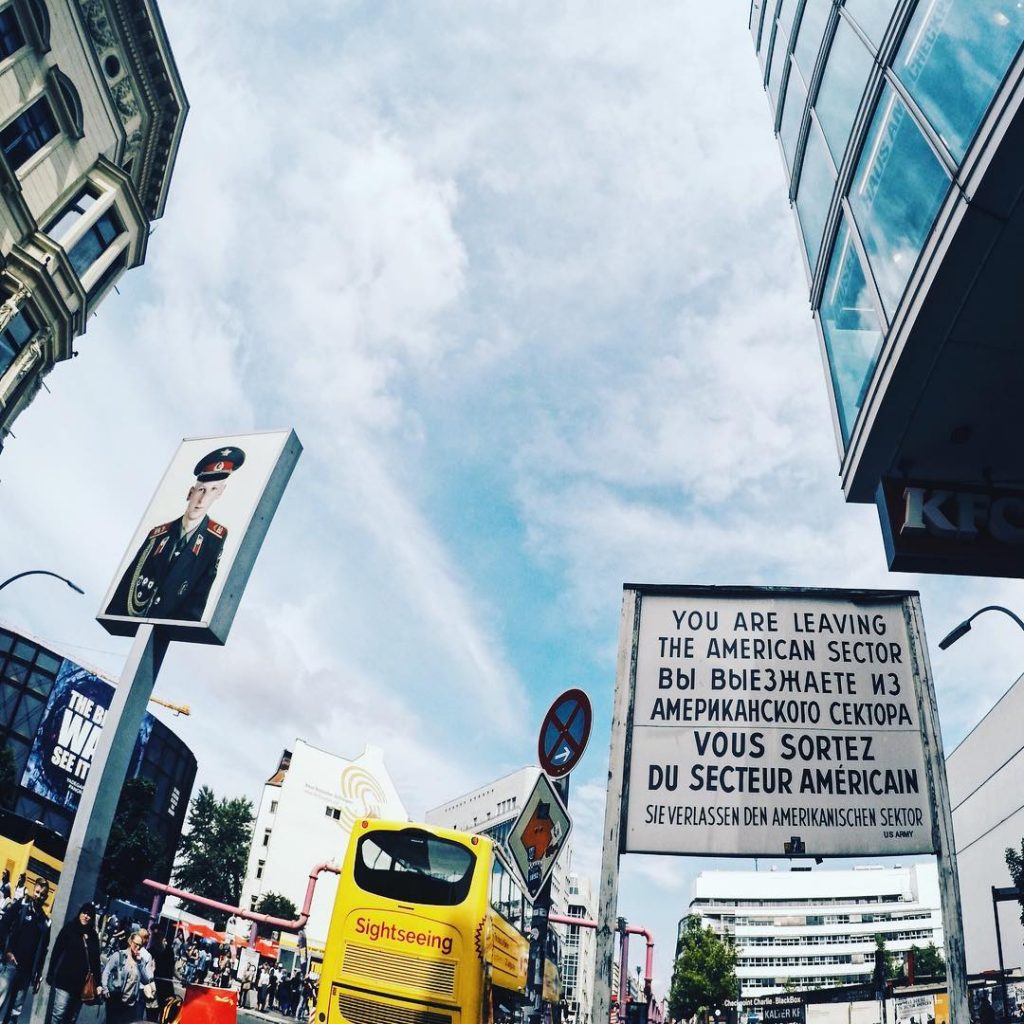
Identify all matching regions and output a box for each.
[143,861,340,932]
[548,914,656,998]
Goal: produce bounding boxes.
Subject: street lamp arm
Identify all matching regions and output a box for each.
[938,604,1024,650]
[0,570,84,594]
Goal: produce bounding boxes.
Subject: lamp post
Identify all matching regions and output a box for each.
[0,570,84,595]
[938,603,1024,1022]
[937,605,1024,649]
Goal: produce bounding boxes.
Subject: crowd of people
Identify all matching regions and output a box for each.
[173,935,317,1018]
[0,871,318,1024]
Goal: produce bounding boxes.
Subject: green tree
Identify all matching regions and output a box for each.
[1005,840,1024,926]
[909,942,946,979]
[668,915,737,1024]
[254,892,297,938]
[0,743,17,809]
[100,777,167,900]
[874,934,900,982]
[174,786,254,927]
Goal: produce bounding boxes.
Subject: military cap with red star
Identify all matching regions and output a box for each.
[193,446,246,482]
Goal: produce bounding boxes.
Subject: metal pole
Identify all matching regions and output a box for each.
[993,887,1009,1022]
[595,590,641,1024]
[907,596,970,1023]
[618,920,628,1024]
[528,775,570,1023]
[30,624,168,1024]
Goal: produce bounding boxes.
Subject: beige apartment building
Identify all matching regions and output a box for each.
[0,0,186,448]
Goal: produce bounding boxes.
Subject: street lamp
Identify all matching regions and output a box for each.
[937,605,1024,650]
[0,569,84,595]
[938,602,1024,1023]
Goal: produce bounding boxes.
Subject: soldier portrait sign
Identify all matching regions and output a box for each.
[618,585,940,858]
[98,429,301,645]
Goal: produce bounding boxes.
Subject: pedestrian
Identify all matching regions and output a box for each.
[240,963,255,1009]
[148,934,175,1021]
[42,903,102,1024]
[267,968,278,1011]
[101,930,153,1024]
[0,878,52,1024]
[978,991,996,1024]
[256,964,270,1012]
[278,971,291,1016]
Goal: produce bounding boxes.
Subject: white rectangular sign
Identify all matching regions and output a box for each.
[97,428,301,645]
[622,586,938,857]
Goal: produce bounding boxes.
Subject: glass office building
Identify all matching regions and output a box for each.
[750,2,1024,514]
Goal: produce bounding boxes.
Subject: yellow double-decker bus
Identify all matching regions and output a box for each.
[315,819,531,1024]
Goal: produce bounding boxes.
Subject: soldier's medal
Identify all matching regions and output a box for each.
[156,536,169,555]
[193,533,204,556]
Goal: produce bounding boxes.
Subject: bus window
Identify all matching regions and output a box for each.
[354,827,475,905]
[489,853,526,932]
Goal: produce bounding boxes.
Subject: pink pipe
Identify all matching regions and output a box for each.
[143,862,340,932]
[548,914,656,996]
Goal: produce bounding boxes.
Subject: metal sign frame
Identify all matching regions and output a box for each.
[592,583,968,1024]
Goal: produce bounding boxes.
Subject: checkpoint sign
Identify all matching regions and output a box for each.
[505,771,572,897]
[538,688,592,778]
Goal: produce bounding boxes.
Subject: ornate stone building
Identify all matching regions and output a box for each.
[0,0,186,448]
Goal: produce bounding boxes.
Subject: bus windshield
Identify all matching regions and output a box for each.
[354,828,476,906]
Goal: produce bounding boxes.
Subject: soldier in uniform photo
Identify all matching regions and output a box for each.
[105,447,246,622]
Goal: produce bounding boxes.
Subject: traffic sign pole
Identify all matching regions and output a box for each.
[528,774,569,1024]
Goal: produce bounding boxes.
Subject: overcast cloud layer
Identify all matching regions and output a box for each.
[1,0,1021,993]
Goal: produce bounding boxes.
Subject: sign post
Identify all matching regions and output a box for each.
[31,430,301,1024]
[594,584,968,1024]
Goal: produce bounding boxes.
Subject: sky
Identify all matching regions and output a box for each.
[2,0,1024,999]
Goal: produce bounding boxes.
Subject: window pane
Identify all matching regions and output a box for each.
[0,7,25,60]
[796,120,837,267]
[820,218,884,443]
[1,311,34,376]
[849,85,951,316]
[780,66,808,169]
[794,0,832,80]
[895,0,1024,163]
[68,209,123,279]
[843,0,895,48]
[355,828,475,906]
[45,189,98,242]
[0,99,57,169]
[768,22,791,107]
[815,16,873,165]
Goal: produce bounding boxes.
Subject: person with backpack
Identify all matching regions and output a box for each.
[0,878,51,1024]
[101,929,153,1024]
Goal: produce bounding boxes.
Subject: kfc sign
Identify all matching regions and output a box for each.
[878,479,1024,577]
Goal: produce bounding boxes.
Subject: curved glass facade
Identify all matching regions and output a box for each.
[751,0,1024,447]
[0,625,196,891]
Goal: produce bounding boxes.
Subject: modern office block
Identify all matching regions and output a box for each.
[689,864,942,999]
[750,2,1024,576]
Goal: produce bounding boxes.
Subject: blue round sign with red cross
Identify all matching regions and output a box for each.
[538,688,592,778]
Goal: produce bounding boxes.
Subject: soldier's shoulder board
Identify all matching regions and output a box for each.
[148,523,171,539]
[207,520,227,539]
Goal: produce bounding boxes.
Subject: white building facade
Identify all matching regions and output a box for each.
[947,672,1024,973]
[689,865,942,1000]
[425,766,597,1024]
[239,740,407,952]
[0,0,186,448]
[562,872,597,1024]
